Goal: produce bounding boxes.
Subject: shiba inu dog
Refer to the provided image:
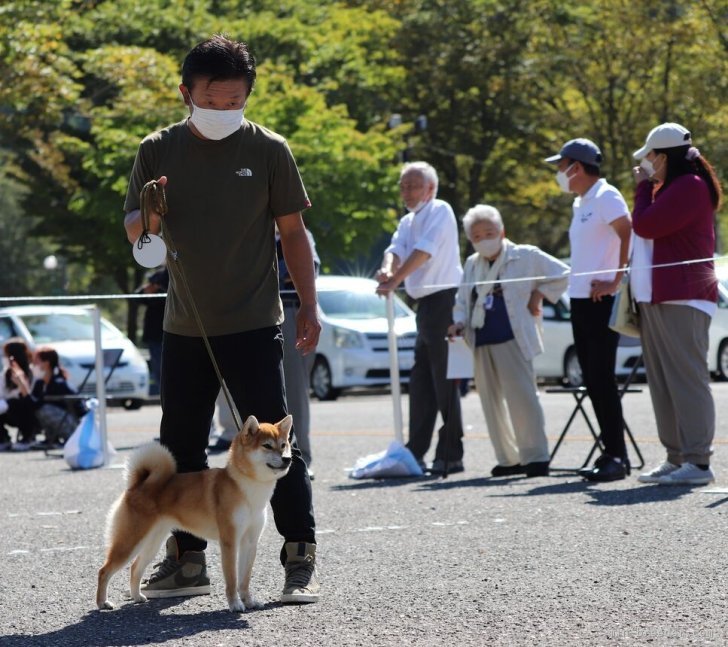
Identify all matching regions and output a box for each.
[96,414,292,612]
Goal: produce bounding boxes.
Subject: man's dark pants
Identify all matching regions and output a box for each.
[569,297,626,460]
[405,288,464,463]
[160,326,315,565]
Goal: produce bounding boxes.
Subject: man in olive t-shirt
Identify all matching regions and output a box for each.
[123,35,321,605]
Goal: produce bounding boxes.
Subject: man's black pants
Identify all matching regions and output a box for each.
[160,327,315,563]
[569,297,626,460]
[406,288,464,463]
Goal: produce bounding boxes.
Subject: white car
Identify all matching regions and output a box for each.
[536,285,728,386]
[311,276,417,400]
[0,305,150,409]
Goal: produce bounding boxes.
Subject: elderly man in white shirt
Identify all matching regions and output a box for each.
[376,161,465,474]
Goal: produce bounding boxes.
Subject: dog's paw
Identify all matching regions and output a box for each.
[228,596,246,613]
[242,591,263,609]
[131,593,148,604]
[98,600,115,611]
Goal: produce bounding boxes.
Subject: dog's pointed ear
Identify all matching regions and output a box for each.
[242,415,260,437]
[277,414,293,437]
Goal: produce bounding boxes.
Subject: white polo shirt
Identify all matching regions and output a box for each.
[386,198,463,299]
[568,178,629,298]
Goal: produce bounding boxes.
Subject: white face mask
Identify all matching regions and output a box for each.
[473,238,502,258]
[640,157,657,178]
[189,100,244,140]
[555,163,576,193]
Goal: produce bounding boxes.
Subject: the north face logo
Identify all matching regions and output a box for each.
[235,168,253,177]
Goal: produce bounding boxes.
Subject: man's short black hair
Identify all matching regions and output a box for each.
[182,34,256,93]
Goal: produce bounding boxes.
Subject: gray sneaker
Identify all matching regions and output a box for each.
[141,537,211,598]
[281,542,319,604]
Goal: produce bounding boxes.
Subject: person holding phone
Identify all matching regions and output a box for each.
[631,123,722,486]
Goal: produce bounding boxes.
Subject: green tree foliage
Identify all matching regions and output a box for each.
[0,0,726,313]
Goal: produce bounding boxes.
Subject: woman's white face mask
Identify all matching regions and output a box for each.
[189,100,244,140]
[639,155,663,178]
[473,238,502,258]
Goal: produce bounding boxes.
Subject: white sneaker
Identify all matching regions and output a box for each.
[657,462,715,486]
[638,461,680,483]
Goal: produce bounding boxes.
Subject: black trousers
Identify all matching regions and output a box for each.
[405,288,464,462]
[0,397,37,442]
[160,327,315,562]
[569,297,626,460]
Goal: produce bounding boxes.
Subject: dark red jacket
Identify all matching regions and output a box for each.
[632,174,717,304]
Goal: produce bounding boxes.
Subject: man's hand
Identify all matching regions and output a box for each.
[590,279,620,302]
[295,303,321,356]
[375,276,402,296]
[125,176,168,243]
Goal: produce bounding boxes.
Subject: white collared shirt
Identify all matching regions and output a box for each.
[568,178,629,298]
[385,198,463,299]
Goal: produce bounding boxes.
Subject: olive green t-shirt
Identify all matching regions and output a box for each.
[124,119,310,336]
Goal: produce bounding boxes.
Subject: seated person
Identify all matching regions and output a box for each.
[29,347,86,447]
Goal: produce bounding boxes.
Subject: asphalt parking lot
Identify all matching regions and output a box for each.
[1,383,727,646]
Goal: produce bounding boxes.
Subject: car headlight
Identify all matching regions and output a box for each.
[332,326,364,349]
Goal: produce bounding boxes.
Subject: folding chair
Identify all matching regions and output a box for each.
[548,350,645,471]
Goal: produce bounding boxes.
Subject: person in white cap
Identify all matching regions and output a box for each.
[631,122,723,486]
[544,139,632,482]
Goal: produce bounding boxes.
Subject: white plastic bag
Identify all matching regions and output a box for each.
[63,400,116,469]
[349,441,424,479]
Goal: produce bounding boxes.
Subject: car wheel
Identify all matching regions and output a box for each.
[311,356,340,401]
[563,347,583,387]
[122,398,144,411]
[717,340,728,381]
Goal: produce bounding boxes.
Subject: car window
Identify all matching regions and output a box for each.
[19,313,124,343]
[0,317,16,344]
[318,291,410,320]
[543,299,571,321]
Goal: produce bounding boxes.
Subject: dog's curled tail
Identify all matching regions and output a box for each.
[124,442,176,490]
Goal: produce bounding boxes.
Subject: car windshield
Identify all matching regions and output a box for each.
[20,313,123,343]
[318,290,411,320]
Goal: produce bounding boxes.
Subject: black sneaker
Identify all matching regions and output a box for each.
[490,463,526,477]
[525,461,550,477]
[207,438,232,454]
[141,537,211,598]
[582,455,628,482]
[429,459,464,475]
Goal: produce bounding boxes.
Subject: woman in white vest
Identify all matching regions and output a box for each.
[447,205,569,477]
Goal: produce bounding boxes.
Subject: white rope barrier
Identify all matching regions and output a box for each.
[2,255,725,304]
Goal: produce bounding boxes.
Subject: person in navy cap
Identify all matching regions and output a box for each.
[545,139,632,482]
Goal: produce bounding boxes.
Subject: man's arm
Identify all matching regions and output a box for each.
[375,250,431,295]
[124,176,167,244]
[276,213,321,355]
[590,215,632,301]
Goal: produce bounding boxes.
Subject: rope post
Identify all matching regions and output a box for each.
[91,305,110,467]
[385,293,404,444]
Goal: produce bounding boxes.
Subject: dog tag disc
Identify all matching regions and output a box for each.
[133,234,167,268]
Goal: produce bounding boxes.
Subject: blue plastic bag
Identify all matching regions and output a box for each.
[63,400,115,470]
[349,441,424,479]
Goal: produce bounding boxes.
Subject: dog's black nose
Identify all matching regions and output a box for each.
[281,455,292,466]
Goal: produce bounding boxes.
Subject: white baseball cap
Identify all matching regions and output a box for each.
[633,122,692,159]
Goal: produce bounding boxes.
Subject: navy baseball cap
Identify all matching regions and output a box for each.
[544,138,603,167]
